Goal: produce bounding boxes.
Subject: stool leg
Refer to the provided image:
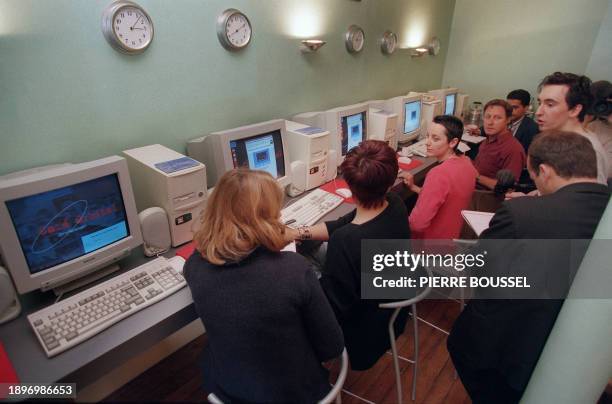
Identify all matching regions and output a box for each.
[411,304,418,401]
[388,308,402,404]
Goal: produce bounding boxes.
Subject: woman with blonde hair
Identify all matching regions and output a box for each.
[184,168,343,403]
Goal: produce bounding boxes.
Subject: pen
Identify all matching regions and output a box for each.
[284,219,296,225]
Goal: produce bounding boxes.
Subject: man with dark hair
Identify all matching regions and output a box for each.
[536,72,609,183]
[448,131,610,403]
[473,99,526,190]
[507,89,539,153]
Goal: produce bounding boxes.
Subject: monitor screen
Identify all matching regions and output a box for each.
[445,93,456,115]
[404,100,421,134]
[229,130,286,179]
[341,111,367,155]
[5,174,130,275]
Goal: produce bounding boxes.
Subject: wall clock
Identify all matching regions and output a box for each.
[102,1,154,55]
[345,25,365,54]
[380,31,397,55]
[216,9,252,51]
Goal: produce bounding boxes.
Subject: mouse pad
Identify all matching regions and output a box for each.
[319,179,355,204]
[0,341,19,399]
[175,242,196,260]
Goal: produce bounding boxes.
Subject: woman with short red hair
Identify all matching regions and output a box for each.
[286,140,411,370]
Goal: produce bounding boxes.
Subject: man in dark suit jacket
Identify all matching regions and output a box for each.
[507,89,540,154]
[447,131,610,404]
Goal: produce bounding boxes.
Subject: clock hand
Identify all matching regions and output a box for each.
[130,15,142,30]
[233,23,245,34]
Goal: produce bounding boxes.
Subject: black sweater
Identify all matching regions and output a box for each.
[184,248,344,403]
[321,192,411,370]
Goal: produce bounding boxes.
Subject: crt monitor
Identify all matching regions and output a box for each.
[323,103,369,161]
[230,131,284,179]
[445,93,457,115]
[340,110,367,156]
[404,99,422,135]
[187,119,291,189]
[383,93,423,143]
[428,87,459,117]
[0,156,142,294]
[291,102,368,165]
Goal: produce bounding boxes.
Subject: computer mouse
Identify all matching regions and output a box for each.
[335,188,352,198]
[398,147,411,157]
[398,156,412,165]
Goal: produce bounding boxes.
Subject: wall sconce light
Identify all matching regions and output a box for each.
[300,39,326,53]
[409,47,429,57]
[408,37,441,57]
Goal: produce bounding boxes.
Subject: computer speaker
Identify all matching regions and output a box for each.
[287,160,306,197]
[0,266,21,324]
[138,207,172,257]
[326,149,338,181]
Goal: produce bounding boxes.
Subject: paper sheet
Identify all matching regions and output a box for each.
[461,210,494,236]
[461,133,486,144]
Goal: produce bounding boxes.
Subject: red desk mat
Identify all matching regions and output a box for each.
[398,156,423,171]
[0,341,19,399]
[319,179,355,204]
[175,242,196,260]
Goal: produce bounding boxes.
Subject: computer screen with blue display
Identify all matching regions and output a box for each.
[6,174,129,275]
[229,130,286,180]
[341,111,367,155]
[0,156,142,294]
[445,93,456,115]
[187,119,292,188]
[404,100,421,134]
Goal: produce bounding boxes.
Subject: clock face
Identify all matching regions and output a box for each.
[217,9,252,51]
[352,30,364,52]
[225,13,251,48]
[346,25,365,53]
[113,6,152,51]
[381,31,397,55]
[102,1,154,54]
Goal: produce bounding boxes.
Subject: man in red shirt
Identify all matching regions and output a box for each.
[474,99,526,190]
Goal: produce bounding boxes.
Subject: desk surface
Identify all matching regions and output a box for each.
[0,156,437,387]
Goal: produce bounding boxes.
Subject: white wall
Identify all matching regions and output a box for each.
[442,0,609,104]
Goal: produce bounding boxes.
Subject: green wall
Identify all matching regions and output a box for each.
[586,0,612,80]
[0,0,456,176]
[442,0,609,104]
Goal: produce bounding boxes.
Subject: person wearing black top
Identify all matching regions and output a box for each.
[185,169,344,403]
[286,140,411,370]
[507,89,540,154]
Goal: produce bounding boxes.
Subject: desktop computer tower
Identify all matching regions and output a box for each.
[122,144,207,247]
[285,120,333,194]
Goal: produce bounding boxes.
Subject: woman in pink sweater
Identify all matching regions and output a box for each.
[400,115,478,239]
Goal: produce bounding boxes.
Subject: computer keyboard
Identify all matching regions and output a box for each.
[28,256,186,358]
[403,138,428,157]
[281,188,344,228]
